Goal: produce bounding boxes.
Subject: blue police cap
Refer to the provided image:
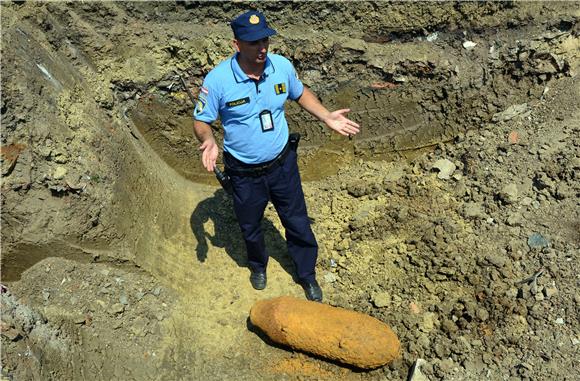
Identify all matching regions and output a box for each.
[231,10,277,42]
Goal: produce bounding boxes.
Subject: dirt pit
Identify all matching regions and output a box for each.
[1,2,579,380]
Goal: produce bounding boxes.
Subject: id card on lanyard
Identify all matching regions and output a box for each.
[259,110,274,132]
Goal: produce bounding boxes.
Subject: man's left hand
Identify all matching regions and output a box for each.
[323,109,360,137]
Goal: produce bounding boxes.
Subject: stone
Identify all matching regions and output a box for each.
[492,103,530,122]
[431,159,456,179]
[464,202,486,219]
[554,184,572,200]
[108,303,125,315]
[98,287,111,295]
[383,167,405,183]
[518,284,532,299]
[371,292,391,308]
[463,40,477,50]
[91,299,107,312]
[543,286,558,298]
[439,358,456,372]
[0,321,22,341]
[505,314,529,344]
[471,339,483,348]
[335,238,349,251]
[455,335,472,353]
[527,233,550,249]
[409,359,431,381]
[53,166,67,180]
[409,302,421,314]
[508,131,519,144]
[476,308,489,321]
[426,32,439,42]
[506,288,518,298]
[506,214,523,227]
[498,183,519,204]
[521,197,533,206]
[250,296,400,369]
[420,312,437,333]
[130,316,148,336]
[486,254,507,268]
[433,342,449,358]
[53,152,69,164]
[393,75,407,83]
[341,37,367,52]
[323,272,338,284]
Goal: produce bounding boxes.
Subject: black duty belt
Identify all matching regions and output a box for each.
[225,133,300,178]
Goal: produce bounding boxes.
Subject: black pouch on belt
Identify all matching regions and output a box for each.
[289,132,301,152]
[214,167,233,195]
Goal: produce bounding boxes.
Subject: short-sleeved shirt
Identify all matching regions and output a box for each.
[194,53,304,164]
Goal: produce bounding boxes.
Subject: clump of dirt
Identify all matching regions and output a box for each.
[1,2,579,381]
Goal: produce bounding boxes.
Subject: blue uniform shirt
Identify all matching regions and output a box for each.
[194,53,304,164]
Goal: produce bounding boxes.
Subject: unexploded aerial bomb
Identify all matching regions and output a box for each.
[249,296,400,369]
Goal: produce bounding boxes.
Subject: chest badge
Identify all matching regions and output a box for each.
[226,97,250,108]
[274,83,286,95]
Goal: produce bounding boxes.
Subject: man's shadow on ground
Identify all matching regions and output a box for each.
[190,189,298,281]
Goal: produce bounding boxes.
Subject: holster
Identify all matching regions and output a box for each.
[289,132,301,152]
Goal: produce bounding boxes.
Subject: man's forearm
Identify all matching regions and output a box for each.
[193,120,215,143]
[296,87,331,123]
[296,86,360,137]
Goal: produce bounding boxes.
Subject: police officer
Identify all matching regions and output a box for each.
[193,10,360,302]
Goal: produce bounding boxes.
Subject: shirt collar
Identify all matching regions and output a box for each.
[230,53,275,83]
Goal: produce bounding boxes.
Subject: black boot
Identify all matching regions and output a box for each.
[301,280,322,302]
[250,271,267,290]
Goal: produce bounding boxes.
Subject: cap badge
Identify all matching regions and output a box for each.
[249,15,260,24]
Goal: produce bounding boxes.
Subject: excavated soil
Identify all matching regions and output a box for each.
[1,2,579,381]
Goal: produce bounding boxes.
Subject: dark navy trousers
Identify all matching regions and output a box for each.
[225,149,318,283]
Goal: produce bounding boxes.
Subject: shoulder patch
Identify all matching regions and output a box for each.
[194,98,206,116]
[274,83,287,95]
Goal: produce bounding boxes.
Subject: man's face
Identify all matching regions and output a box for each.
[234,37,270,65]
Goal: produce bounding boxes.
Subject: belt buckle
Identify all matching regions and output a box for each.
[253,165,268,177]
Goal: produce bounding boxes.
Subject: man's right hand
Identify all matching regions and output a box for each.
[199,138,218,172]
[193,120,219,172]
